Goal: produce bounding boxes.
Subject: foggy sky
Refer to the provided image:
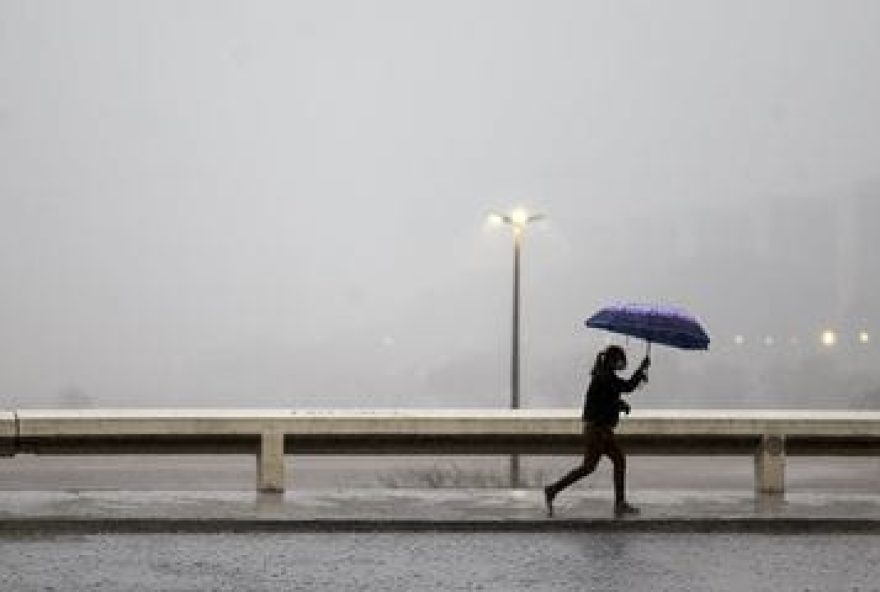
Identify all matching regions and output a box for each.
[1,1,879,408]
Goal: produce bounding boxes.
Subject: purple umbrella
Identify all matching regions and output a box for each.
[585,303,710,354]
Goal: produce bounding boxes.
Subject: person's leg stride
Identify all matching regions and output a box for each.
[606,434,639,516]
[544,426,603,517]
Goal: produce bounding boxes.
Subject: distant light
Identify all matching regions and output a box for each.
[510,208,529,226]
[763,336,774,346]
[860,331,870,344]
[821,330,837,347]
[487,213,504,227]
[733,335,745,346]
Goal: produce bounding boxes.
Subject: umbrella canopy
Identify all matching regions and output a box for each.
[585,303,710,350]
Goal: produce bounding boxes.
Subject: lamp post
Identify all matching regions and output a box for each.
[488,208,544,487]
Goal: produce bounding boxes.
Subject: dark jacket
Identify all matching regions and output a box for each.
[582,368,647,428]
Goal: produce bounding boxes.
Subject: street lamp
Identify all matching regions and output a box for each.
[488,207,544,487]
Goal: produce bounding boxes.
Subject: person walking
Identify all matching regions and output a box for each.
[544,345,650,517]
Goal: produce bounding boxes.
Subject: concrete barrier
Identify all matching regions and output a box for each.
[0,411,15,457]
[9,409,880,495]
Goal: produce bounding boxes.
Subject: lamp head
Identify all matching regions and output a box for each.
[510,208,529,227]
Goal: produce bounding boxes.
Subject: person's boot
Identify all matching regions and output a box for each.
[614,501,640,517]
[543,486,556,518]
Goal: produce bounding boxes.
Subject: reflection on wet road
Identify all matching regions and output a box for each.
[2,532,878,591]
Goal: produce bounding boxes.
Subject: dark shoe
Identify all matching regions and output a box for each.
[614,501,640,517]
[543,486,556,518]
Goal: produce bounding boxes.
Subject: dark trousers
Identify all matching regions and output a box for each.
[547,422,626,503]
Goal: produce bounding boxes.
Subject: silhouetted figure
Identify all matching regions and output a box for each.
[544,345,650,517]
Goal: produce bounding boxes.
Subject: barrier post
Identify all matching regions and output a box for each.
[755,434,785,495]
[257,431,285,493]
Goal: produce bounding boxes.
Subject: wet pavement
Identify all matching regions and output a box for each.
[1,456,878,532]
[4,531,880,591]
[1,488,879,533]
[3,460,877,589]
